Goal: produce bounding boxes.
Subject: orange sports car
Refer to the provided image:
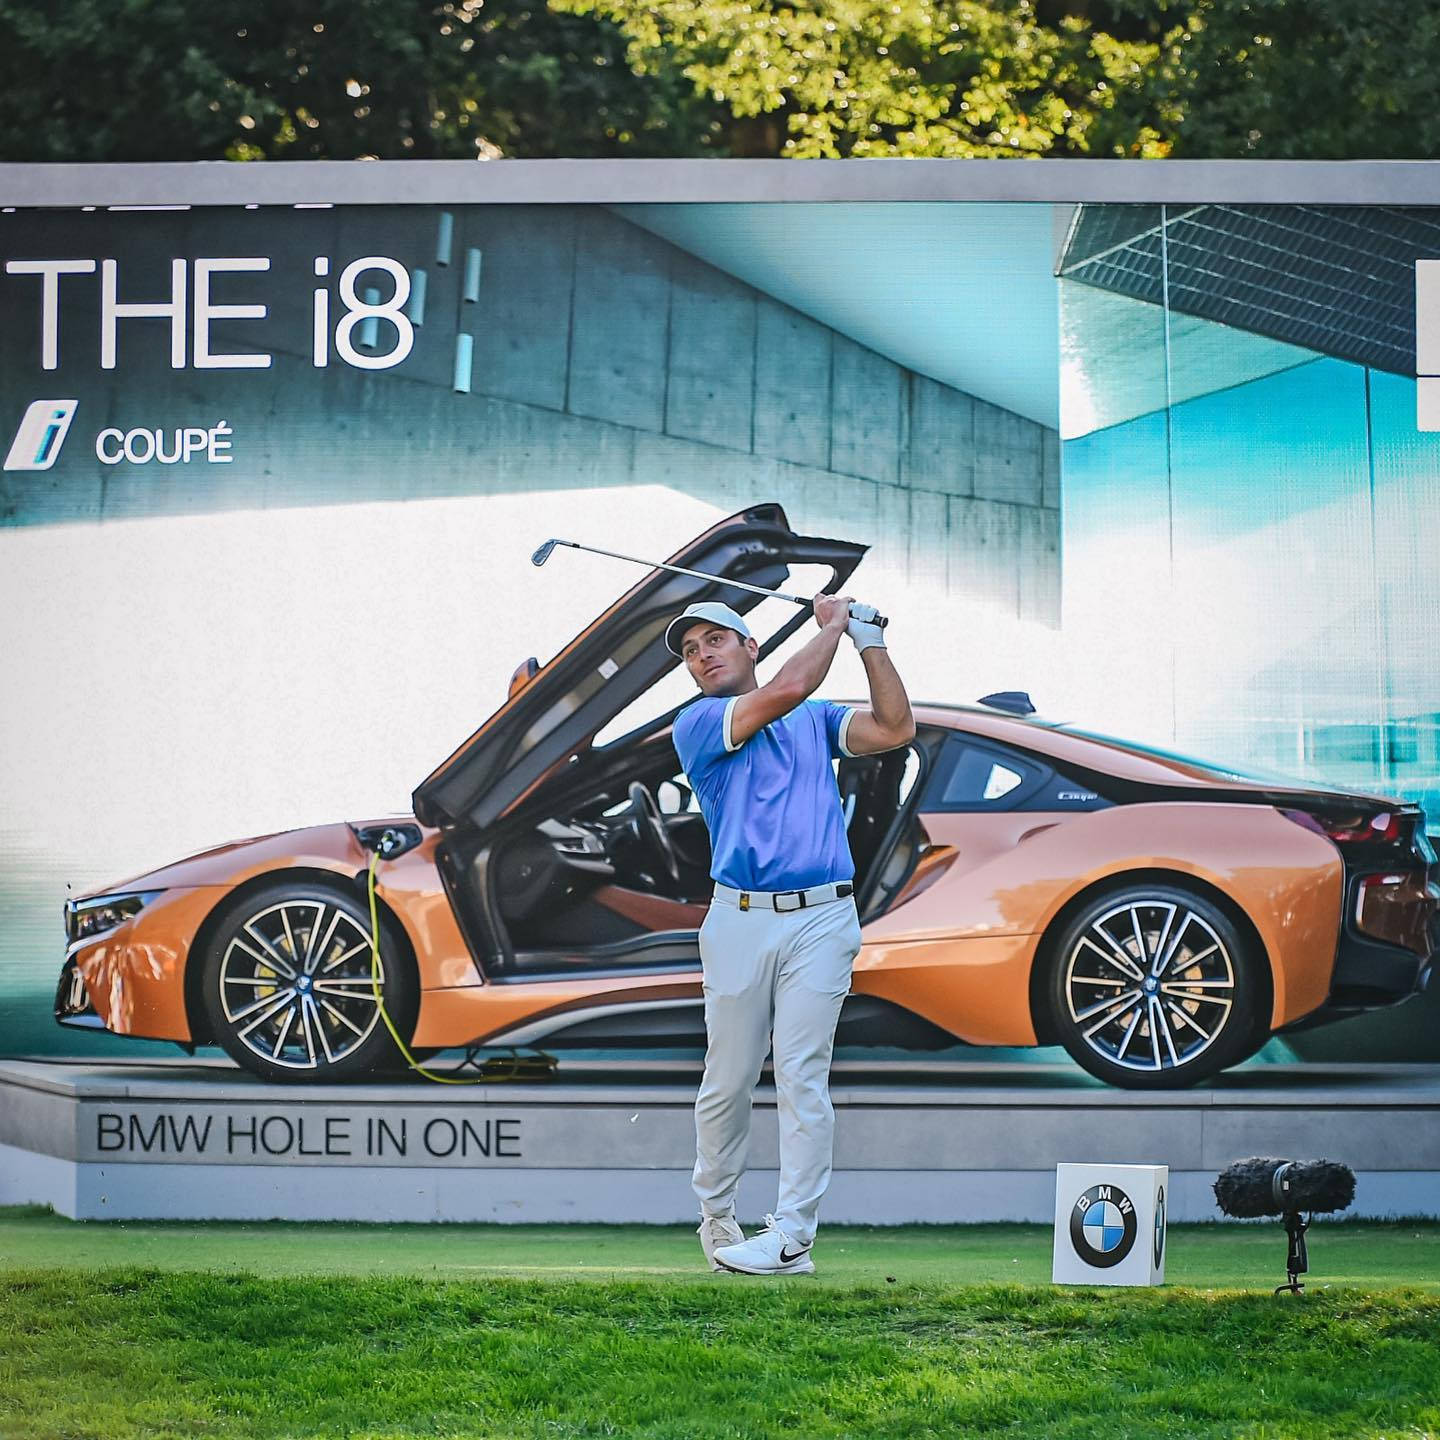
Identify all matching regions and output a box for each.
[56,504,1439,1088]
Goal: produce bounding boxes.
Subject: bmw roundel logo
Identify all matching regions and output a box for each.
[1069,1183,1138,1268]
[1153,1184,1166,1268]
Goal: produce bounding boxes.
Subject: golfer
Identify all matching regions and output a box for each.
[666,591,914,1275]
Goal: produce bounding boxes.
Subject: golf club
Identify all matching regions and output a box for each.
[531,537,888,628]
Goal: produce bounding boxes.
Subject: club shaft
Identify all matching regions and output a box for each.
[549,538,888,627]
[552,539,811,607]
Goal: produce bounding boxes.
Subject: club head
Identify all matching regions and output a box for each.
[531,539,559,567]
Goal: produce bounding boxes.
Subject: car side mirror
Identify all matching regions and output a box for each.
[508,656,540,699]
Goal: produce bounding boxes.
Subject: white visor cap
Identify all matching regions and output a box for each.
[664,601,754,658]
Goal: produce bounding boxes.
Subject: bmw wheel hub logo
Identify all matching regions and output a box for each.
[1069,1183,1138,1268]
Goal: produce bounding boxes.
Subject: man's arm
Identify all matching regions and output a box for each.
[728,592,852,748]
[844,646,916,755]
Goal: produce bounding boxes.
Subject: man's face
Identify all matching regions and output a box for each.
[680,622,757,696]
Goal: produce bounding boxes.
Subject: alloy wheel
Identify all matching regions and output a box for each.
[217,899,386,1072]
[1061,898,1238,1076]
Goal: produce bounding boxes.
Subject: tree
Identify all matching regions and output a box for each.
[0,0,1433,163]
[551,0,1179,157]
[1152,0,1440,159]
[0,0,724,161]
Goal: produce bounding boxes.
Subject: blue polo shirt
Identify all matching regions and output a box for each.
[672,694,858,892]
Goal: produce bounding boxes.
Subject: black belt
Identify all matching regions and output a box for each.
[712,881,854,912]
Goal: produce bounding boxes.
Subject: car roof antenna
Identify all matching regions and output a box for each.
[978,691,1036,716]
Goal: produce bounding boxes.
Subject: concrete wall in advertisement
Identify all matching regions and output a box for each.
[0,204,1059,623]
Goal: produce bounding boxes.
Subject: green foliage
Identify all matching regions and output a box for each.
[0,0,723,161]
[551,0,1178,156]
[1153,0,1440,159]
[0,0,1433,161]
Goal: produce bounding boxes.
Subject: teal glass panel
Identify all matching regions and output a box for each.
[1060,203,1440,1062]
[1061,407,1176,741]
[1058,219,1176,744]
[1166,357,1383,792]
[1369,368,1440,820]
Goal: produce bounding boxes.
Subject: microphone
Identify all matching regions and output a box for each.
[1213,1157,1356,1295]
[1214,1158,1356,1218]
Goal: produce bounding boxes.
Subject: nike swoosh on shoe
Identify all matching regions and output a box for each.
[779,1245,810,1263]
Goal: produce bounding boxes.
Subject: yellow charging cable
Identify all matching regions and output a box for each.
[365,848,554,1084]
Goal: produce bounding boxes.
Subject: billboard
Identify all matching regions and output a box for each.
[3,163,1438,1065]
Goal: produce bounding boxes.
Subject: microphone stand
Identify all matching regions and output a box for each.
[1274,1211,1311,1296]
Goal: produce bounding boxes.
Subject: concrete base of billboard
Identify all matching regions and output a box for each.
[2,1058,1437,1223]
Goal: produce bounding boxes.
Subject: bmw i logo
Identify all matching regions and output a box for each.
[1153,1185,1166,1268]
[1069,1183,1138,1268]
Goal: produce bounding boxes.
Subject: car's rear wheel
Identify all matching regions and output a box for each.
[199,880,419,1083]
[1044,883,1265,1090]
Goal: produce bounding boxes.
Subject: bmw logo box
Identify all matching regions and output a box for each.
[1052,1163,1168,1287]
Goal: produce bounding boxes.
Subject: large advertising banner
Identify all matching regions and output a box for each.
[2,187,1437,1065]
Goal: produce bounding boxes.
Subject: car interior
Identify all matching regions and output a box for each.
[439,720,932,981]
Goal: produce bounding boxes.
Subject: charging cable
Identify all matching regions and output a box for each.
[365,846,555,1084]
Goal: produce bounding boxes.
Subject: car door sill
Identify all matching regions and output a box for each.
[488,961,702,983]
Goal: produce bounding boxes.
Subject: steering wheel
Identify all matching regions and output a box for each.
[628,780,682,887]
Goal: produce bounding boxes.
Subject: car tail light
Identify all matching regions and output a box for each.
[1336,812,1402,845]
[1282,805,1437,954]
[1280,807,1406,850]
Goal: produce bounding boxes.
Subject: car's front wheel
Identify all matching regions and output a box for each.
[1044,883,1266,1089]
[199,881,419,1083]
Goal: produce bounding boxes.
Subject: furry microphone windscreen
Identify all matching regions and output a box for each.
[1213,1157,1356,1217]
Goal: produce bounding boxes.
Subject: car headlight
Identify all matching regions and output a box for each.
[65,891,163,943]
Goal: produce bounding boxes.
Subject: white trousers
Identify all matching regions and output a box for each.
[691,892,863,1247]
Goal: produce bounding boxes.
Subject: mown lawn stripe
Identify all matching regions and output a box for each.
[2,1210,1436,1291]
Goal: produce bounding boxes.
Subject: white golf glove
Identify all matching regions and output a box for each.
[846,602,886,653]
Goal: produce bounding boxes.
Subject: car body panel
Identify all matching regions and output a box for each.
[871,804,1343,1030]
[68,886,218,1040]
[410,973,703,1049]
[852,933,1039,1046]
[67,819,474,1041]
[97,822,378,893]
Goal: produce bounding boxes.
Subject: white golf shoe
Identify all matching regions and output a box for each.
[712,1214,815,1275]
[697,1212,745,1271]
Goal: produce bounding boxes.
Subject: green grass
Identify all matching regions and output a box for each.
[2,1206,1438,1291]
[3,1210,1438,1439]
